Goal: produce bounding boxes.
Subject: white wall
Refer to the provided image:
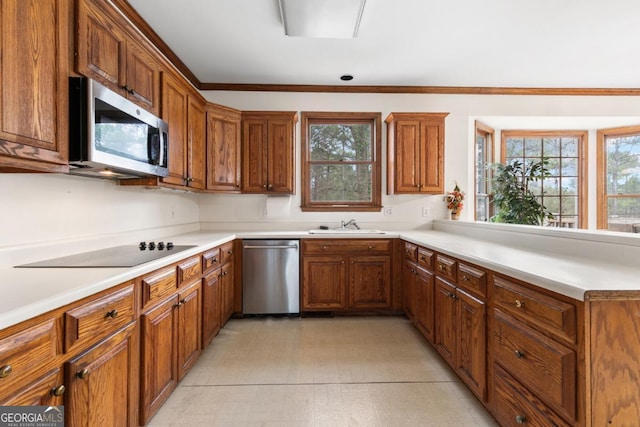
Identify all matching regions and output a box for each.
[200,90,640,230]
[0,174,199,248]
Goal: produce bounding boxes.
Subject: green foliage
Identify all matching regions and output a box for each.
[309,123,373,202]
[490,159,554,225]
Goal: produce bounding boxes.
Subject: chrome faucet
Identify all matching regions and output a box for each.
[341,219,360,230]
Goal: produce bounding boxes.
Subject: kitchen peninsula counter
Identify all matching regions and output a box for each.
[1,228,638,330]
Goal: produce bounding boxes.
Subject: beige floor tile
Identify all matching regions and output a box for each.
[149,317,497,427]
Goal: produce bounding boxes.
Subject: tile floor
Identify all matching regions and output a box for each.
[148,316,498,427]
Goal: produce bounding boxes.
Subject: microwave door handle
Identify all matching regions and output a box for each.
[148,131,160,165]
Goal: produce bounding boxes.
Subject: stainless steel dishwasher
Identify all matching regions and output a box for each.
[242,239,300,314]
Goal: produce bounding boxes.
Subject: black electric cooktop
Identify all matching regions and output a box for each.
[15,243,197,268]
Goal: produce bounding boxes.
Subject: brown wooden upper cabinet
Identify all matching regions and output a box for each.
[206,104,242,192]
[76,0,161,116]
[0,0,69,173]
[386,113,449,194]
[241,111,298,194]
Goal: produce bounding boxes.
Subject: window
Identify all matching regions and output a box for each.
[597,126,640,233]
[475,121,494,221]
[301,112,382,211]
[501,131,587,228]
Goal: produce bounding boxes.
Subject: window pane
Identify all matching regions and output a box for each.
[561,158,577,177]
[561,177,578,195]
[529,180,542,195]
[543,138,560,157]
[505,138,523,158]
[524,138,542,157]
[542,177,560,195]
[309,124,372,161]
[476,195,489,222]
[310,164,372,202]
[605,135,640,195]
[607,197,640,233]
[561,196,578,215]
[561,138,578,156]
[544,196,560,214]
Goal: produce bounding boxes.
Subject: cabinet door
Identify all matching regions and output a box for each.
[242,119,268,192]
[0,0,69,171]
[207,108,241,191]
[348,256,391,309]
[125,41,160,115]
[394,120,422,193]
[434,278,457,367]
[140,296,178,425]
[0,368,64,407]
[302,256,347,310]
[402,261,417,321]
[416,268,435,343]
[187,95,206,190]
[65,322,138,427]
[76,0,125,90]
[202,269,222,347]
[267,119,295,193]
[418,119,445,193]
[456,288,486,401]
[161,72,188,187]
[177,281,201,381]
[220,262,235,325]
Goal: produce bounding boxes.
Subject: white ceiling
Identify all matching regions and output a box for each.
[127,0,640,88]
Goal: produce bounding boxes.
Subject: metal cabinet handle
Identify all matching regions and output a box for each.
[515,415,526,424]
[0,365,12,378]
[438,264,445,270]
[515,350,525,359]
[76,369,89,380]
[462,275,470,282]
[50,385,66,397]
[515,299,525,308]
[105,309,118,319]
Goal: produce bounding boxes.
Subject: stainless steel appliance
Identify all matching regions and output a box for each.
[242,239,300,315]
[15,241,195,268]
[68,77,169,179]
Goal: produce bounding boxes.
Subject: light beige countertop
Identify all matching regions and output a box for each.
[1,229,638,330]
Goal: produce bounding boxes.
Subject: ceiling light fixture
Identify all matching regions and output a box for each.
[340,74,354,81]
[278,0,367,39]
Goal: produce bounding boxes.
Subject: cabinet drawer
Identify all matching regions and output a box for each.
[493,311,576,421]
[493,275,577,343]
[493,364,570,427]
[65,284,136,353]
[403,242,417,261]
[435,254,457,282]
[303,239,391,254]
[142,265,177,307]
[177,255,201,287]
[219,241,235,264]
[457,262,486,297]
[0,319,59,394]
[202,247,221,273]
[417,247,434,271]
[0,368,64,406]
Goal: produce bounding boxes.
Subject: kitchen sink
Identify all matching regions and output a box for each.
[308,229,385,234]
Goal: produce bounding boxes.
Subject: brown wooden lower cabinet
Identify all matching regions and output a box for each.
[140,279,202,425]
[302,239,394,312]
[220,261,235,326]
[202,268,222,348]
[0,368,64,406]
[434,277,457,367]
[65,321,138,427]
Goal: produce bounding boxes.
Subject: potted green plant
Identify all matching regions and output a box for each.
[490,159,554,225]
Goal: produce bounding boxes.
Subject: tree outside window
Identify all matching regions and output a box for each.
[597,126,640,233]
[301,112,381,212]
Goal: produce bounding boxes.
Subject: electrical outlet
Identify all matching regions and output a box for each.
[384,206,393,216]
[422,207,429,217]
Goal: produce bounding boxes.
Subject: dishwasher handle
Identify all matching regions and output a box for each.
[243,245,299,250]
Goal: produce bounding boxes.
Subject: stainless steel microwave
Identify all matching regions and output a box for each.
[68,77,169,179]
